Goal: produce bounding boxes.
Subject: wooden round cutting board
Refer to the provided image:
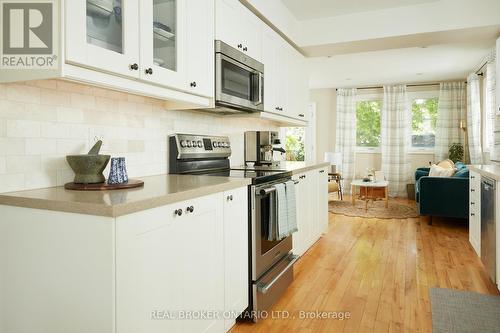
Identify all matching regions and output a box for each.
[64,179,144,191]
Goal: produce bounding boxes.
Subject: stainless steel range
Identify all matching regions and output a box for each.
[169,134,298,321]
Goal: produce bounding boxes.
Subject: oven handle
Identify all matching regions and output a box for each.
[258,181,299,196]
[257,254,299,294]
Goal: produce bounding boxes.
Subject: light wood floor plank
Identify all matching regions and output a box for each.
[231,198,499,333]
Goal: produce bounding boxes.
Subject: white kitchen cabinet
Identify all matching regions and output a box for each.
[292,167,329,256]
[292,172,309,256]
[215,0,262,62]
[185,0,215,97]
[469,171,481,256]
[223,187,249,331]
[262,25,308,122]
[317,167,329,234]
[139,0,214,97]
[139,0,187,90]
[66,0,140,78]
[116,193,225,333]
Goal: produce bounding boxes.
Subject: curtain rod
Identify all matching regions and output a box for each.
[335,83,440,91]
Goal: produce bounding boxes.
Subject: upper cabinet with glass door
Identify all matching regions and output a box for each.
[139,0,186,89]
[66,0,140,78]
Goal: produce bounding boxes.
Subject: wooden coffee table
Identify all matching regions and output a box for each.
[351,179,389,211]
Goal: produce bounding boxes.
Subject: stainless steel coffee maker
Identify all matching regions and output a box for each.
[244,131,286,166]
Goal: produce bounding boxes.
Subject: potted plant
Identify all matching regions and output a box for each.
[449,143,464,163]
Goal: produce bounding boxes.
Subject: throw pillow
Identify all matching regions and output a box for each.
[454,168,469,178]
[429,164,456,177]
[437,159,455,169]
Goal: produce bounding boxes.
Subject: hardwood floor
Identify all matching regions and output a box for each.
[231,198,499,333]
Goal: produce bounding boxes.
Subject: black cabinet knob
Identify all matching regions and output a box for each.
[471,213,475,216]
[190,82,197,87]
[129,63,138,70]
[243,46,248,51]
[298,114,304,117]
[471,189,475,192]
[319,170,325,173]
[174,209,183,216]
[237,44,242,49]
[145,68,153,75]
[186,206,194,213]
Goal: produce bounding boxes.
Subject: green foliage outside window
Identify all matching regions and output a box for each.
[285,127,305,161]
[356,101,381,147]
[411,98,438,147]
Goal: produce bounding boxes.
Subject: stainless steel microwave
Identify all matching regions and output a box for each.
[213,40,264,114]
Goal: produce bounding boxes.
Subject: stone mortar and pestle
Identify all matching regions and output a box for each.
[66,140,110,184]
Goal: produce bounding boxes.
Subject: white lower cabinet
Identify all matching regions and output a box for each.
[116,188,249,333]
[223,187,249,331]
[0,187,249,333]
[292,167,329,256]
[116,193,225,333]
[469,171,481,256]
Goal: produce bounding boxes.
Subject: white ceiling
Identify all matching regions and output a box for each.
[281,0,439,20]
[307,40,494,89]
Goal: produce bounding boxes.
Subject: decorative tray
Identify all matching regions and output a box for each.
[64,179,144,191]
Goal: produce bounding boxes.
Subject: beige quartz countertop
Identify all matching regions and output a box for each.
[0,174,251,218]
[469,165,500,181]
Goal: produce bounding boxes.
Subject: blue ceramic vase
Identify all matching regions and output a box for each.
[107,157,128,184]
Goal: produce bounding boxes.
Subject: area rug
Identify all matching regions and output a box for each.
[328,200,418,219]
[430,288,500,333]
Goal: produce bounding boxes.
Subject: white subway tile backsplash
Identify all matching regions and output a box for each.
[56,139,88,155]
[0,79,278,193]
[70,93,95,109]
[0,156,5,174]
[0,173,25,192]
[57,107,84,123]
[0,138,25,155]
[5,84,41,104]
[40,88,71,107]
[6,120,41,138]
[0,119,5,137]
[25,138,57,155]
[6,155,41,173]
[25,170,57,189]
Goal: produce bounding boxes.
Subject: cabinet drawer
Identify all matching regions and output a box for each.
[117,192,222,237]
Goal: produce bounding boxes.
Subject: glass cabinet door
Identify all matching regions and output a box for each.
[66,0,139,78]
[152,0,177,72]
[140,0,185,88]
[86,0,123,54]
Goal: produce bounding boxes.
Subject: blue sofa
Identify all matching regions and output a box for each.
[415,163,470,224]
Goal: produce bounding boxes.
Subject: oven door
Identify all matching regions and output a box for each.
[215,53,263,112]
[251,182,293,280]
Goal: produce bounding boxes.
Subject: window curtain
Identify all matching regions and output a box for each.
[485,54,496,159]
[335,88,357,192]
[434,82,467,161]
[381,85,410,197]
[467,74,483,164]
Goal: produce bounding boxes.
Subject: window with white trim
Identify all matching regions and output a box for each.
[411,97,438,149]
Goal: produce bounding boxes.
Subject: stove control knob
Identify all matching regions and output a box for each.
[187,141,192,148]
[197,140,203,148]
[223,142,228,148]
[213,141,218,148]
[191,140,197,147]
[218,142,222,148]
[180,140,187,148]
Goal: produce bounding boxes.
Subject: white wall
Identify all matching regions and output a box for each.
[310,87,436,182]
[0,80,278,193]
